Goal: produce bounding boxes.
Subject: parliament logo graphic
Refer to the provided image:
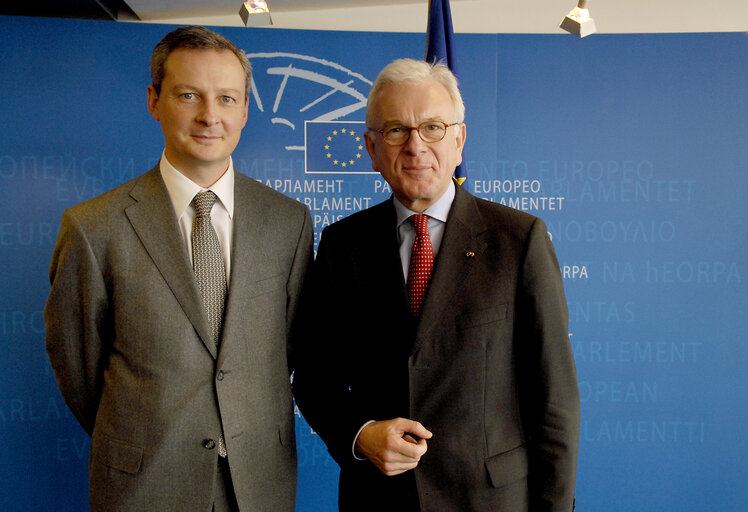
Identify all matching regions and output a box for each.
[244,52,374,174]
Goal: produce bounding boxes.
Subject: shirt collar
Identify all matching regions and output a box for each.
[394,181,455,228]
[159,152,235,219]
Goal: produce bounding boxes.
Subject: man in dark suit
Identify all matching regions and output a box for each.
[293,58,579,511]
[44,26,312,511]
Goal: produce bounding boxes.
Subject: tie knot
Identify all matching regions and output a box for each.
[410,214,430,236]
[192,191,217,218]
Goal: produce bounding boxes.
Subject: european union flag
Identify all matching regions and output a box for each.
[425,0,466,186]
[304,121,372,174]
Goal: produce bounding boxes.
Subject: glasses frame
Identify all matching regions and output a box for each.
[368,121,460,146]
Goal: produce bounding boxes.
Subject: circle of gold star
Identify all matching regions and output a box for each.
[325,127,364,168]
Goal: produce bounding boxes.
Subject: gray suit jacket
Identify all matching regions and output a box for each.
[293,186,580,511]
[45,166,313,511]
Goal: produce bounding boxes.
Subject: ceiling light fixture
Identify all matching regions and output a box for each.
[239,1,273,26]
[559,0,597,37]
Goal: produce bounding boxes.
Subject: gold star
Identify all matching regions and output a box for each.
[327,136,332,141]
[324,145,329,150]
[342,128,347,133]
[349,160,355,165]
[332,130,338,135]
[358,145,363,150]
[333,160,338,165]
[326,153,331,158]
[356,153,361,158]
[355,136,361,141]
[341,162,347,167]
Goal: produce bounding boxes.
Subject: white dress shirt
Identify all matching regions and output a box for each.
[393,181,456,280]
[158,153,235,285]
[353,182,457,459]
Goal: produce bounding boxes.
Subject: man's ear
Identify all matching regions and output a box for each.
[455,123,466,152]
[454,123,467,165]
[241,96,249,128]
[146,85,160,121]
[364,131,378,172]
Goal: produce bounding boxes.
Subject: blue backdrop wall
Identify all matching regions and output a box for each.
[1,15,746,511]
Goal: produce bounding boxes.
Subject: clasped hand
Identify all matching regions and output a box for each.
[354,417,433,476]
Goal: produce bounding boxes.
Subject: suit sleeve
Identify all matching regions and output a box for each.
[286,206,314,375]
[519,218,580,511]
[292,226,370,466]
[44,209,111,436]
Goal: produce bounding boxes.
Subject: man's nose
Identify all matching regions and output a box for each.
[196,101,219,125]
[403,127,427,152]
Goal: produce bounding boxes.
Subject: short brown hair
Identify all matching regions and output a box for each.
[150,26,252,97]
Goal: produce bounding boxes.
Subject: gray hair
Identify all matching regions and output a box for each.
[365,58,465,126]
[150,26,252,97]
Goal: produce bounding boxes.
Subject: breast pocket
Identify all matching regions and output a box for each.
[456,304,508,332]
[246,273,285,298]
[422,304,508,370]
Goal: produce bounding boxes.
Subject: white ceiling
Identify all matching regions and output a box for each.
[122,0,748,34]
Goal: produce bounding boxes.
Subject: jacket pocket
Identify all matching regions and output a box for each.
[485,444,528,488]
[92,432,143,474]
[247,273,285,298]
[456,304,508,331]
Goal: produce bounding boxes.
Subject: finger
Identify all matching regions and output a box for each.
[389,417,433,440]
[381,462,419,477]
[375,454,421,476]
[395,435,428,460]
[405,420,433,440]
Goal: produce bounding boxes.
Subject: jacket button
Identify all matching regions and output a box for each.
[217,370,224,381]
[203,439,216,450]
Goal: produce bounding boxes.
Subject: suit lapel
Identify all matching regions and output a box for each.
[369,199,410,314]
[217,174,263,367]
[124,167,216,358]
[412,187,488,354]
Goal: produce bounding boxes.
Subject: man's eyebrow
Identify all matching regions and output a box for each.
[217,88,243,96]
[169,84,243,95]
[381,116,446,126]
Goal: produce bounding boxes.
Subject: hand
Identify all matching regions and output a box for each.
[355,417,433,476]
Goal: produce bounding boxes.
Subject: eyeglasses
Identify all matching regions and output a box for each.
[368,121,459,146]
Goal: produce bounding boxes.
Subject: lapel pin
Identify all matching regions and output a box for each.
[466,251,475,258]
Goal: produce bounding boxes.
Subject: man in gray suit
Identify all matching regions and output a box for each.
[293,58,580,511]
[44,26,312,511]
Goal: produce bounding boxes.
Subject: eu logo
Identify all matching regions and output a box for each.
[305,121,373,174]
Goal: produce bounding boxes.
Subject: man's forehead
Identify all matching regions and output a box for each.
[380,115,448,127]
[161,48,245,88]
[163,48,242,71]
[372,80,453,120]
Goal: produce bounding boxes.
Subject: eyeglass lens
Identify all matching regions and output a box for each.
[383,122,447,145]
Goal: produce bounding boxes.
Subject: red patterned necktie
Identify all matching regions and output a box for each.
[407,214,434,316]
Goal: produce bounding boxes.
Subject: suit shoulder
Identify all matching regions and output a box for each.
[470,192,543,235]
[64,170,151,226]
[321,198,391,237]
